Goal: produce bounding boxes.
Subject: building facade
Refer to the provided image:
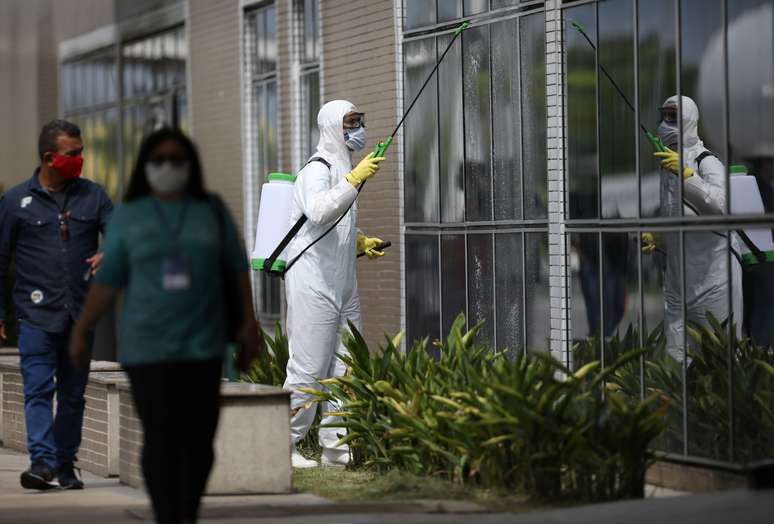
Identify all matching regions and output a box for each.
[1,0,773,468]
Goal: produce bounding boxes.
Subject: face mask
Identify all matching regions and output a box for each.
[656,121,680,149]
[51,154,84,180]
[344,126,367,151]
[145,161,190,194]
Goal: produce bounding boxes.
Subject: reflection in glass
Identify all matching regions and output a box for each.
[441,235,466,335]
[438,0,461,22]
[495,233,523,355]
[492,18,522,221]
[463,25,492,222]
[467,234,494,346]
[405,0,435,30]
[525,232,549,351]
[638,0,676,218]
[570,233,600,342]
[464,0,488,16]
[521,12,547,219]
[438,34,464,223]
[404,38,440,223]
[302,0,320,63]
[599,0,636,219]
[406,235,441,346]
[566,4,598,220]
[603,232,639,339]
[302,71,321,158]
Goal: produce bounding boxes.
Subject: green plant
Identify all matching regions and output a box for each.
[574,315,774,464]
[304,314,668,502]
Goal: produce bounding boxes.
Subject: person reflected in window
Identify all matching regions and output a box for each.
[643,96,743,361]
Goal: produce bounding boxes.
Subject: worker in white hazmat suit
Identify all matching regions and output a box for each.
[284,100,386,468]
[642,95,742,361]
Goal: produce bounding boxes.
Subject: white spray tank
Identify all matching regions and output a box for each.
[251,172,297,274]
[729,165,774,264]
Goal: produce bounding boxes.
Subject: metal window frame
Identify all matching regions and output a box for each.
[403,3,550,355]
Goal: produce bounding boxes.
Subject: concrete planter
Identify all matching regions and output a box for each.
[119,381,292,494]
[0,357,123,474]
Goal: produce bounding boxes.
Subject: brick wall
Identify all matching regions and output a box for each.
[188,0,246,230]
[320,0,402,347]
[545,0,570,365]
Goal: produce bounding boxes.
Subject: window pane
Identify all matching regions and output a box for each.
[570,232,600,342]
[441,235,466,335]
[467,234,494,347]
[404,38,440,223]
[638,0,677,218]
[303,0,320,63]
[599,0,637,219]
[566,5,598,220]
[602,232,638,339]
[438,0,460,22]
[438,34,464,223]
[495,232,523,355]
[405,0,435,30]
[727,1,774,219]
[525,232,549,351]
[492,18,522,220]
[492,0,520,8]
[265,5,277,72]
[521,12,547,219]
[464,0,488,16]
[406,235,441,346]
[303,72,321,158]
[266,81,278,172]
[463,25,492,222]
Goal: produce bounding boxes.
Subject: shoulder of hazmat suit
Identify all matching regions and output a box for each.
[284,100,366,465]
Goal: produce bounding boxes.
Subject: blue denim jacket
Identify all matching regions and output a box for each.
[0,171,113,333]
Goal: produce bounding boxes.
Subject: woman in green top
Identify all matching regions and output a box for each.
[69,128,262,524]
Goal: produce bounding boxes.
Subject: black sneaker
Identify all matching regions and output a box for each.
[57,462,84,490]
[20,461,58,490]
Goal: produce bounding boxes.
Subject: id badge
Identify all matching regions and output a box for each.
[162,254,191,291]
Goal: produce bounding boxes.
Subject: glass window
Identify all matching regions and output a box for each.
[492,18,522,221]
[464,0,488,17]
[463,25,493,222]
[404,38,440,223]
[495,233,524,355]
[525,232,549,350]
[302,0,320,63]
[441,235,467,336]
[467,234,495,346]
[405,0,435,30]
[521,12,547,219]
[302,71,321,158]
[406,235,441,346]
[438,0,461,22]
[438,34,465,223]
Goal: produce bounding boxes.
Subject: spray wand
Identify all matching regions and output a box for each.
[268,21,471,276]
[569,20,667,153]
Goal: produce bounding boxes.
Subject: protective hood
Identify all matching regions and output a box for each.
[313,100,355,170]
[660,95,706,163]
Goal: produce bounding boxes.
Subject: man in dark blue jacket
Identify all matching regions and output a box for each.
[0,120,113,490]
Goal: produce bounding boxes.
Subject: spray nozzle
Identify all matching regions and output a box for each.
[454,21,471,36]
[570,20,587,35]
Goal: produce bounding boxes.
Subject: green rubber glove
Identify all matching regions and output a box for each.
[345,152,386,187]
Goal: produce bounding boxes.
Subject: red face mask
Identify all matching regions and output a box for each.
[50,154,84,180]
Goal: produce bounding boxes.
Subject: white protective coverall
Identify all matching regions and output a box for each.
[283,100,362,460]
[659,96,743,361]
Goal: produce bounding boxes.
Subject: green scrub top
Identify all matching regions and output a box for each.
[95,195,248,367]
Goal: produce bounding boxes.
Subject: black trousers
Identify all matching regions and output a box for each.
[126,359,222,524]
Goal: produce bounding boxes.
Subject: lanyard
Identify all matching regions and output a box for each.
[151,197,190,241]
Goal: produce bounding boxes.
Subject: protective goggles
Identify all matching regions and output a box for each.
[343,112,366,129]
[659,106,679,125]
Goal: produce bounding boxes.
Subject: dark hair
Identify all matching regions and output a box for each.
[125,128,207,202]
[38,119,81,161]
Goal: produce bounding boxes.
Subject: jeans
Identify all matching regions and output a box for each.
[18,321,89,469]
[126,359,222,524]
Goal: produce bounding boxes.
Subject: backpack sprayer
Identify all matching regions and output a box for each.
[570,20,768,265]
[251,21,471,278]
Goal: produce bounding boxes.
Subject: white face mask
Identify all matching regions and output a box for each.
[145,161,190,194]
[656,121,680,149]
[344,126,367,151]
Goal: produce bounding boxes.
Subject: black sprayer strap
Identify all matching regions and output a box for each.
[737,230,766,264]
[262,157,332,274]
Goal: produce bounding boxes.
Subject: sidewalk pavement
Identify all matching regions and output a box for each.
[1,446,773,524]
